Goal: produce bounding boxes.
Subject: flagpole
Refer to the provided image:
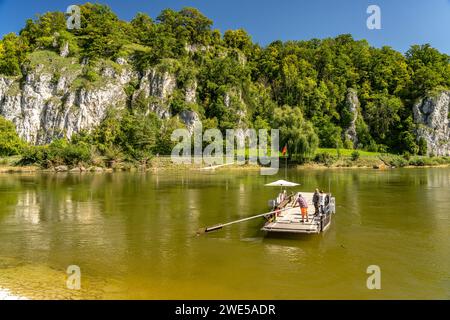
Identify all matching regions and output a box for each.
[285,155,287,180]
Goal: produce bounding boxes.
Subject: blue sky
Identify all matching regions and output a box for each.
[1,0,450,54]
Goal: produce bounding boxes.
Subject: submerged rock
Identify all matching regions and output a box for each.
[55,165,69,172]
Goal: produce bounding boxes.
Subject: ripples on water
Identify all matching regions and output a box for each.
[0,168,449,299]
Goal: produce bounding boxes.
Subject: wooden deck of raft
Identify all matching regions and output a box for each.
[261,192,331,234]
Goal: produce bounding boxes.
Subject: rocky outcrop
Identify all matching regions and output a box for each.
[185,44,209,54]
[0,54,195,145]
[0,62,132,144]
[185,81,197,104]
[413,91,450,156]
[179,110,201,134]
[343,88,359,147]
[224,88,247,124]
[0,49,250,146]
[59,42,69,58]
[132,68,176,119]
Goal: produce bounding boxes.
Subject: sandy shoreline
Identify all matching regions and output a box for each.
[0,160,450,174]
[0,287,29,300]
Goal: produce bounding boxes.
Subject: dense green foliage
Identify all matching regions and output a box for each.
[0,116,25,156]
[1,3,450,166]
[19,108,185,167]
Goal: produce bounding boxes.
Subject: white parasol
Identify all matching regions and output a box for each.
[264,180,300,187]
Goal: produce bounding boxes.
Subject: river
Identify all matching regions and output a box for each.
[0,168,449,299]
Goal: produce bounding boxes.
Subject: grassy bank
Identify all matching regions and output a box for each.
[2,148,450,174]
[0,155,261,173]
[309,148,450,169]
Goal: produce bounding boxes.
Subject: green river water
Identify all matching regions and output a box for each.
[0,168,449,299]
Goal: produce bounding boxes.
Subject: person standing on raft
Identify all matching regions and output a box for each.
[295,194,309,223]
[319,190,326,215]
[313,189,320,216]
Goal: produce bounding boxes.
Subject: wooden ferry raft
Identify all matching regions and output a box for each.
[262,192,336,234]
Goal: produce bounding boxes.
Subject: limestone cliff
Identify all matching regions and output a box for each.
[131,68,176,119]
[413,91,450,156]
[342,88,359,147]
[0,51,190,145]
[178,110,201,134]
[0,57,132,144]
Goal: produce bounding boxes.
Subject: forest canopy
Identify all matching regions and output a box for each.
[1,3,449,163]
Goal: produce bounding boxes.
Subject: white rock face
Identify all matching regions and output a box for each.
[116,57,127,65]
[60,41,69,58]
[0,66,131,144]
[179,110,201,134]
[0,58,186,144]
[185,81,197,104]
[343,88,359,147]
[185,44,209,54]
[0,54,251,145]
[413,91,450,156]
[132,68,176,119]
[224,89,247,125]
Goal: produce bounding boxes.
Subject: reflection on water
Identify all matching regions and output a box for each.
[0,169,449,299]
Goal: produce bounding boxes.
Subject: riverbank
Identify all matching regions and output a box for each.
[1,152,450,173]
[0,155,262,173]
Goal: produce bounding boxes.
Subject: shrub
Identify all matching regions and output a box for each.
[19,145,49,166]
[19,139,91,166]
[0,116,26,156]
[343,138,354,150]
[402,152,411,161]
[84,67,100,82]
[409,157,425,166]
[47,139,91,165]
[351,150,360,161]
[418,137,428,156]
[314,152,336,166]
[382,155,408,167]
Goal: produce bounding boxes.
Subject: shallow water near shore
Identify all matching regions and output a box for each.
[0,168,449,299]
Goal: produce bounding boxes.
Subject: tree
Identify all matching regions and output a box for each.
[0,117,25,156]
[1,5,450,160]
[369,46,410,95]
[406,44,450,97]
[157,7,212,45]
[397,116,419,155]
[76,3,129,59]
[19,12,66,50]
[272,106,319,161]
[118,112,160,160]
[224,29,252,54]
[312,115,342,148]
[155,117,185,155]
[364,93,403,142]
[130,13,154,44]
[418,137,428,156]
[0,33,25,76]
